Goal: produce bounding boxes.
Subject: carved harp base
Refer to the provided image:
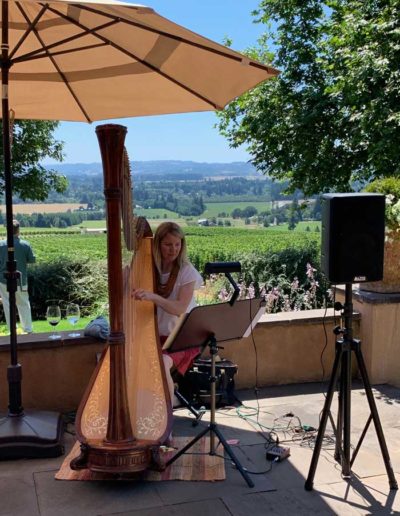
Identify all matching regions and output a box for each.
[73,440,155,474]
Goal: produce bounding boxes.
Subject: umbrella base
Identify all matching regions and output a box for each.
[0,410,64,460]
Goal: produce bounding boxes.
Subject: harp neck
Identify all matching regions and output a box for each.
[96,124,127,334]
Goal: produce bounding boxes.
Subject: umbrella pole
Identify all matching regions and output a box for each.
[2,0,22,416]
[0,0,63,460]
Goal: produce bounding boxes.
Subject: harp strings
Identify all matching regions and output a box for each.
[122,147,137,252]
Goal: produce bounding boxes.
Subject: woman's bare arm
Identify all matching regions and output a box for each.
[132,281,195,316]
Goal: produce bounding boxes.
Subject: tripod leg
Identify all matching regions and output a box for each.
[174,389,205,424]
[351,414,371,467]
[165,425,209,468]
[212,424,254,488]
[305,345,342,491]
[353,344,398,490]
[341,348,352,477]
[335,361,343,462]
[328,410,338,442]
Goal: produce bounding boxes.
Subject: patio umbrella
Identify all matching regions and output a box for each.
[0,0,278,458]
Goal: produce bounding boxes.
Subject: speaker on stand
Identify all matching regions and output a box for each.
[305,193,397,491]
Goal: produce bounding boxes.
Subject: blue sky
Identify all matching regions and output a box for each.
[46,1,267,164]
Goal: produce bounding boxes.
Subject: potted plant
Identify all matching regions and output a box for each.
[362,177,400,293]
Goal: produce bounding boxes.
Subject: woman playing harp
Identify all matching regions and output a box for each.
[71,124,172,474]
[132,222,203,406]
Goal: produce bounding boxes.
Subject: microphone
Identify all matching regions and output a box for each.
[204,262,241,306]
[204,261,241,275]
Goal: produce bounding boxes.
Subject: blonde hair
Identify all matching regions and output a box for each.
[153,222,188,273]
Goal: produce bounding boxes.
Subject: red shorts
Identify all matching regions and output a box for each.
[160,335,201,376]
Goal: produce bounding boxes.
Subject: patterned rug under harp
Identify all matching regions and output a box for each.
[56,437,225,481]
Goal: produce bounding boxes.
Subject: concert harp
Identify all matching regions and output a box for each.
[71,124,172,473]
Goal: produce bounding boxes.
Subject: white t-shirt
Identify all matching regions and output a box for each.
[157,261,203,336]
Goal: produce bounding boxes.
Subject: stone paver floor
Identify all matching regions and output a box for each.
[0,382,399,515]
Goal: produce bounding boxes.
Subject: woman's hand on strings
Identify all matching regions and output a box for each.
[132,288,155,302]
[132,281,196,316]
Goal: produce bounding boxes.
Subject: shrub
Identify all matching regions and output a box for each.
[237,244,320,285]
[259,263,330,312]
[28,258,108,320]
[364,177,400,200]
[216,262,330,313]
[219,244,330,311]
[364,177,400,232]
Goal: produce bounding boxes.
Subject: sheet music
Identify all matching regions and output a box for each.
[163,298,266,352]
[242,305,266,338]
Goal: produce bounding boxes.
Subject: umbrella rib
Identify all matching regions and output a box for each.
[16,4,92,122]
[75,3,274,74]
[12,19,118,63]
[15,43,108,63]
[9,3,48,60]
[44,4,222,110]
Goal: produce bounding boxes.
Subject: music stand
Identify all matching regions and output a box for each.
[163,297,266,488]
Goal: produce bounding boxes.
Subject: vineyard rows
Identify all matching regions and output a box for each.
[26,227,320,271]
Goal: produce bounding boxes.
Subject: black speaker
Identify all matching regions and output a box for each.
[321,193,385,283]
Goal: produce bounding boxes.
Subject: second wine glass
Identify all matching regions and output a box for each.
[46,304,61,340]
[66,303,81,338]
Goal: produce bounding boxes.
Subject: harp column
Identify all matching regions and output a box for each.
[96,124,134,444]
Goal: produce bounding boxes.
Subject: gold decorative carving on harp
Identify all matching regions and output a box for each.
[71,124,172,473]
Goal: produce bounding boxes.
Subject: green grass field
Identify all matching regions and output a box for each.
[74,215,187,230]
[72,218,320,231]
[203,201,272,218]
[7,220,321,264]
[9,224,321,273]
[266,221,321,232]
[0,316,92,336]
[0,218,321,328]
[135,207,180,218]
[0,227,79,235]
[74,220,107,229]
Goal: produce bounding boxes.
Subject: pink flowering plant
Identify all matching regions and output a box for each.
[211,262,329,314]
[259,263,322,313]
[195,246,331,313]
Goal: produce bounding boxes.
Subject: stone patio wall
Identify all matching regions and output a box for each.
[335,287,400,388]
[0,309,362,412]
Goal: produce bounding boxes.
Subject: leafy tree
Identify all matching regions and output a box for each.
[242,206,258,218]
[327,1,400,184]
[1,120,66,201]
[231,208,244,219]
[217,0,400,195]
[288,199,302,230]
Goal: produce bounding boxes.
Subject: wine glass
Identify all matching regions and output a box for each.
[66,303,81,338]
[46,304,61,340]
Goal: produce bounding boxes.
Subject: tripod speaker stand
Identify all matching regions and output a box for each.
[305,284,398,491]
[163,297,266,488]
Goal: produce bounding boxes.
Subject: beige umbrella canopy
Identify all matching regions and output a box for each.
[3,0,278,121]
[0,0,278,460]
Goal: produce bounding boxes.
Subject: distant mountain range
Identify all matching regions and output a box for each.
[44,160,258,178]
